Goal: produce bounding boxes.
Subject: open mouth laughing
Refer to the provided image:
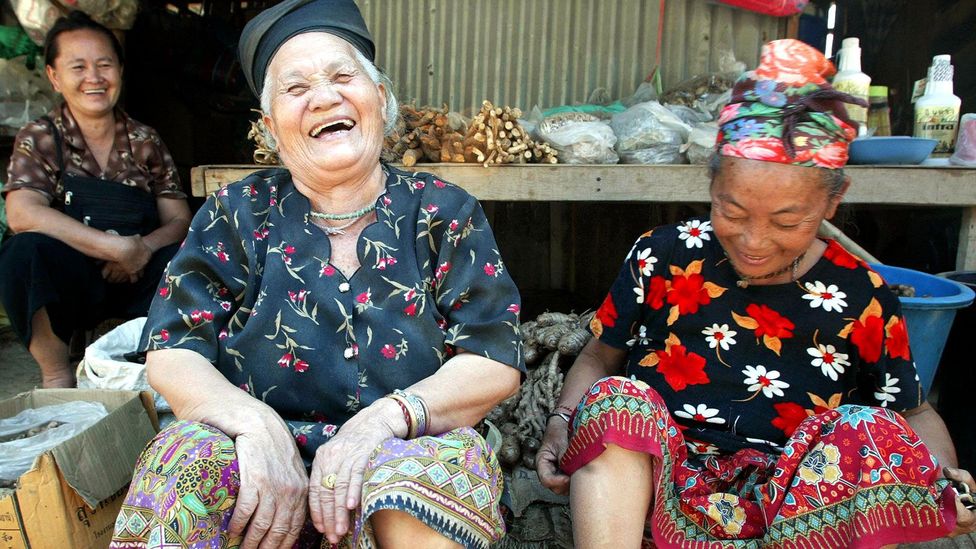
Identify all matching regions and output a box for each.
[310,118,356,138]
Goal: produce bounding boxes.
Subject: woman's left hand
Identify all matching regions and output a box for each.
[101,260,141,283]
[946,467,976,536]
[308,398,405,544]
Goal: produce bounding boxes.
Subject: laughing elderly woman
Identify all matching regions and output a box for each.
[109,1,522,548]
[536,40,976,548]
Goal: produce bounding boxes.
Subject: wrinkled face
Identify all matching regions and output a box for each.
[710,157,844,281]
[263,32,387,182]
[46,29,122,119]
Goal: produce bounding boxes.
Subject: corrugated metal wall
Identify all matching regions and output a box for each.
[660,1,785,89]
[356,0,785,113]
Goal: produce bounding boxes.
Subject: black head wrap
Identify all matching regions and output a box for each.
[238,0,375,98]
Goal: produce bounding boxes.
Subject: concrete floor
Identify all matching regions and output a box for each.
[0,327,973,547]
[0,326,40,400]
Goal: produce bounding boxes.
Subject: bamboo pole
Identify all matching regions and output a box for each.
[819,220,882,265]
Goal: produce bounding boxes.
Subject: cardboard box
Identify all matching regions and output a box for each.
[0,389,158,549]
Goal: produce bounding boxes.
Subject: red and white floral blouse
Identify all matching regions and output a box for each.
[589,217,922,457]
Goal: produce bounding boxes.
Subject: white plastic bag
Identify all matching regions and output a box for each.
[950,113,976,167]
[537,116,618,164]
[77,317,171,413]
[0,401,108,481]
[683,122,720,165]
[50,0,139,30]
[11,0,65,45]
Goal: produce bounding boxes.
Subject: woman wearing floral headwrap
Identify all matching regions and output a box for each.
[537,40,975,548]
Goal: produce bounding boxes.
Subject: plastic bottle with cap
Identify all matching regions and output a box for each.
[914,54,962,153]
[832,37,871,135]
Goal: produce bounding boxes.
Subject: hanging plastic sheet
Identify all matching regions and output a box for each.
[715,0,809,17]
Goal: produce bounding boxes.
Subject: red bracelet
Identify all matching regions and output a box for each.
[387,395,415,438]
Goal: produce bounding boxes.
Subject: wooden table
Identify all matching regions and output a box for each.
[191,164,976,270]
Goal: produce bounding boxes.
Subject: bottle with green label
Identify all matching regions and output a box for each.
[832,38,871,134]
[914,55,961,153]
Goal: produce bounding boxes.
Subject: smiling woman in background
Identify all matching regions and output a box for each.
[0,11,191,388]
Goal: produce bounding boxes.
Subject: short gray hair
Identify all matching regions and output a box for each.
[708,154,846,198]
[258,46,399,150]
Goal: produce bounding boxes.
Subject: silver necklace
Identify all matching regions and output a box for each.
[313,216,363,236]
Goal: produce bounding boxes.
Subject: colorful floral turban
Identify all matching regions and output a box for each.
[715,39,867,169]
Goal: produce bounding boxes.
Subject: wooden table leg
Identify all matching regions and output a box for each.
[957,206,976,271]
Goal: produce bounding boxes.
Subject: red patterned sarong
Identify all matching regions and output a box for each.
[560,377,957,548]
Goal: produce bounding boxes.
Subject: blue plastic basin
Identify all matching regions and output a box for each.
[849,137,937,165]
[869,264,975,396]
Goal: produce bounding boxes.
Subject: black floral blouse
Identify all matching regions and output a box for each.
[142,165,524,459]
[589,217,922,457]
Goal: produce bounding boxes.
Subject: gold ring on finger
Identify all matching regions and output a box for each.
[322,472,337,490]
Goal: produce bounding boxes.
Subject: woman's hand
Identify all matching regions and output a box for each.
[227,423,308,549]
[535,339,626,496]
[146,350,308,547]
[536,416,572,495]
[946,467,976,537]
[101,260,140,283]
[111,234,153,279]
[309,398,404,544]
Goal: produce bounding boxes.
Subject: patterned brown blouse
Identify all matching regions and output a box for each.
[3,102,185,203]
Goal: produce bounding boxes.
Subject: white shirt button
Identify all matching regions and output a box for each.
[338,282,350,293]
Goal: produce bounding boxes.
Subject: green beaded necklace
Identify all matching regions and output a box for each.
[308,199,379,236]
[308,202,377,221]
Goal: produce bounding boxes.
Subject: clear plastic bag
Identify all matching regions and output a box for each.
[665,104,710,126]
[0,401,109,482]
[611,101,691,152]
[537,117,619,164]
[619,147,685,165]
[0,57,56,130]
[609,101,691,164]
[621,81,660,108]
[683,123,720,165]
[661,72,738,120]
[950,113,976,167]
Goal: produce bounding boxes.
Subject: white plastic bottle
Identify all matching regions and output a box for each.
[914,55,962,153]
[832,37,871,134]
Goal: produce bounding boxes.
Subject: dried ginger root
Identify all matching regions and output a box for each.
[386,104,467,165]
[514,350,563,446]
[463,100,557,166]
[535,312,577,327]
[485,310,593,470]
[247,110,280,165]
[557,327,590,356]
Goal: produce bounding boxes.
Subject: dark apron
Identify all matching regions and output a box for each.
[43,116,159,236]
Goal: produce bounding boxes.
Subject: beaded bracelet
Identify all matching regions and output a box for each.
[554,404,575,415]
[395,389,429,437]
